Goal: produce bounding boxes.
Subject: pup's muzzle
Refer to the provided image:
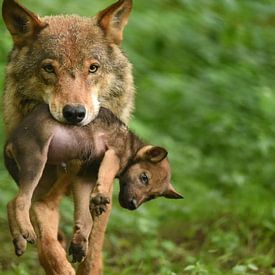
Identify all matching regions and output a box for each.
[119,197,139,210]
[119,187,141,210]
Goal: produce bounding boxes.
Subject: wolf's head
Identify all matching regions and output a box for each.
[2,0,134,125]
[119,146,183,210]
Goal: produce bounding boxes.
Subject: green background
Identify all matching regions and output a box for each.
[0,0,275,274]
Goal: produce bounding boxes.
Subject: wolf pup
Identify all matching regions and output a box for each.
[2,0,135,273]
[4,104,183,262]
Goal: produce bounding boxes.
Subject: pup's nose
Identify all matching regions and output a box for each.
[62,105,86,124]
[128,198,138,210]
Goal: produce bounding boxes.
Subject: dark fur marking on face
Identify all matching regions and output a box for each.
[107,45,114,56]
[109,88,122,98]
[18,96,42,115]
[116,72,125,82]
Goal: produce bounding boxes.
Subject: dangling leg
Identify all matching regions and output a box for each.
[69,176,95,263]
[32,172,75,275]
[90,149,120,216]
[11,148,49,244]
[5,139,50,249]
[7,200,27,256]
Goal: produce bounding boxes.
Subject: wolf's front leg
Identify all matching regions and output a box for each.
[69,176,95,263]
[90,149,120,216]
[77,183,114,275]
[32,172,75,275]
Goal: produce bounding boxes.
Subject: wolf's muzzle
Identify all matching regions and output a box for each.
[62,104,86,124]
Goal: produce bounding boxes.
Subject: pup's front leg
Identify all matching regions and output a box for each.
[69,176,95,263]
[90,149,120,216]
[90,194,110,216]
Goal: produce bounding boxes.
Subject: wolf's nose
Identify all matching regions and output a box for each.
[63,105,86,124]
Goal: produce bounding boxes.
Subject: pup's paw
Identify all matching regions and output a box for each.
[90,193,110,216]
[68,235,88,263]
[20,227,37,244]
[13,236,27,256]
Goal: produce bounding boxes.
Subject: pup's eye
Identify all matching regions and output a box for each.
[43,64,55,74]
[89,64,99,73]
[139,172,149,185]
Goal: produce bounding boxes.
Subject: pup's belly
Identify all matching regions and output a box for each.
[47,129,89,164]
[46,129,106,165]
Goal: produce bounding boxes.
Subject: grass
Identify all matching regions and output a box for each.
[0,0,275,274]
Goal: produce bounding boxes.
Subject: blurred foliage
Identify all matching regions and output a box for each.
[0,0,275,274]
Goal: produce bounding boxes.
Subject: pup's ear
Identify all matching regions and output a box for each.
[163,183,183,199]
[2,0,47,47]
[96,0,132,45]
[145,146,168,163]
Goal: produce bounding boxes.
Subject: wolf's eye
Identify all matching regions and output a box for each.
[89,64,99,73]
[43,64,55,74]
[139,172,149,185]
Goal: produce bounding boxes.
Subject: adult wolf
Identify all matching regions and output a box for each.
[2,0,134,274]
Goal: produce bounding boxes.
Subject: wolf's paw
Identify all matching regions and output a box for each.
[13,236,27,256]
[68,235,88,263]
[90,193,110,216]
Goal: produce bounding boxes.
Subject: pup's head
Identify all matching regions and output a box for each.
[119,146,183,210]
[2,0,133,125]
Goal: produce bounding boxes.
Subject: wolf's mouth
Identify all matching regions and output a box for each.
[48,104,99,126]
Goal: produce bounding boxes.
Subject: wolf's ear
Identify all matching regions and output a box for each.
[163,183,183,199]
[144,146,168,163]
[2,0,47,47]
[96,0,132,45]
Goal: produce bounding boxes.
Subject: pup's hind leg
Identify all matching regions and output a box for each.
[69,176,95,263]
[14,156,47,244]
[5,149,27,255]
[7,201,27,256]
[12,138,51,244]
